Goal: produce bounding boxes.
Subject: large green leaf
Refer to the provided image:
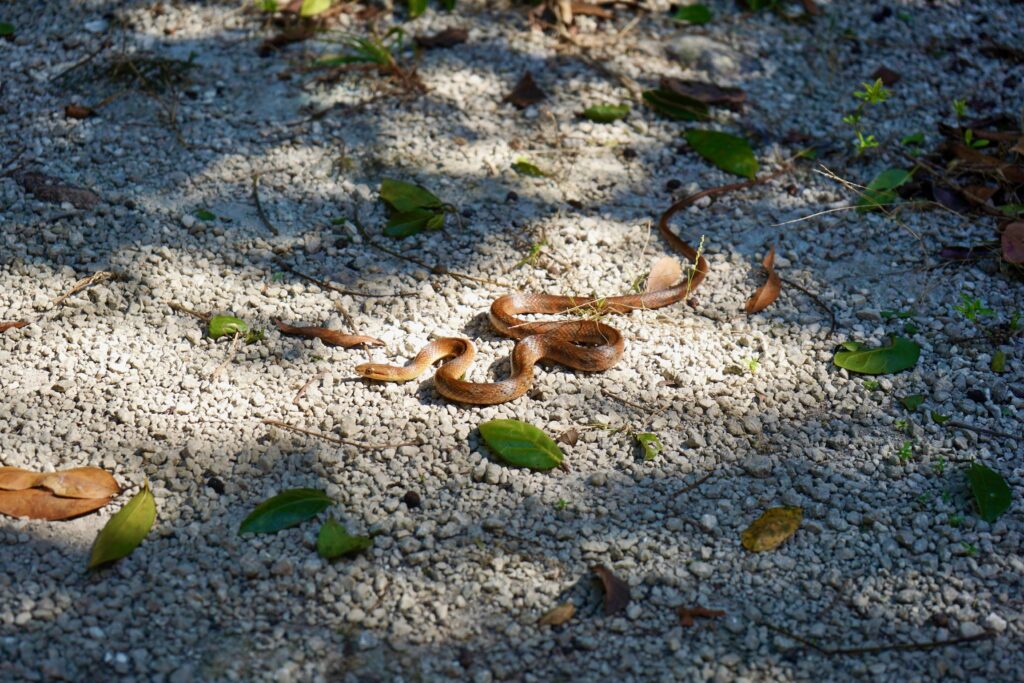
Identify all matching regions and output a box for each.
[379,178,443,212]
[300,0,331,16]
[317,517,372,559]
[511,159,548,177]
[672,4,712,24]
[967,463,1011,523]
[582,104,630,123]
[88,485,156,569]
[479,419,564,471]
[239,488,332,534]
[208,315,249,339]
[684,129,759,179]
[858,168,912,211]
[833,336,921,375]
[642,88,709,121]
[384,208,439,238]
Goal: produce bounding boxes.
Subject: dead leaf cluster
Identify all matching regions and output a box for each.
[0,467,119,521]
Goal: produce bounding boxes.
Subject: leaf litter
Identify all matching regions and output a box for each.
[0,466,119,521]
[591,564,631,615]
[745,246,781,314]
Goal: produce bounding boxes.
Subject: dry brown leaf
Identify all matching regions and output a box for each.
[538,602,575,626]
[65,104,95,119]
[38,468,119,499]
[677,605,726,627]
[0,489,113,521]
[745,246,782,314]
[557,428,579,446]
[505,72,546,109]
[591,564,631,615]
[1002,222,1024,264]
[14,171,101,209]
[415,28,468,49]
[741,507,803,552]
[645,256,683,293]
[870,65,900,86]
[948,143,1024,184]
[258,25,317,57]
[0,468,45,491]
[0,320,29,333]
[660,78,746,111]
[571,2,613,19]
[275,320,383,348]
[800,0,821,15]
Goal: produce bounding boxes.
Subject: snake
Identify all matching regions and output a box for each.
[356,177,772,405]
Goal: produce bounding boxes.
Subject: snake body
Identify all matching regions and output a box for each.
[355,187,723,405]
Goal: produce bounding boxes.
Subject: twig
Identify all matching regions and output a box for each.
[675,470,714,498]
[275,260,412,298]
[52,271,113,307]
[945,420,1019,441]
[166,301,211,321]
[763,622,994,655]
[601,389,650,412]
[778,276,837,339]
[263,418,421,450]
[210,332,242,380]
[251,175,280,236]
[293,371,330,404]
[50,39,112,82]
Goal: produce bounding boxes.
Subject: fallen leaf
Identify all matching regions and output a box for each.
[1011,137,1024,155]
[592,564,631,615]
[506,71,546,109]
[899,394,925,412]
[677,604,726,627]
[858,168,913,211]
[938,245,987,262]
[645,256,682,293]
[88,484,156,569]
[538,602,575,626]
[966,463,1012,523]
[511,159,548,178]
[239,488,332,534]
[557,428,579,446]
[1001,222,1024,264]
[870,65,900,86]
[581,103,629,123]
[0,468,45,491]
[415,27,468,48]
[300,0,331,16]
[800,0,821,15]
[642,87,709,121]
[684,130,759,179]
[38,468,119,499]
[317,516,372,559]
[931,184,972,214]
[991,350,1007,373]
[671,4,712,24]
[64,104,95,119]
[0,489,113,521]
[661,78,745,111]
[479,419,564,471]
[833,336,921,375]
[275,320,383,347]
[741,507,802,552]
[745,246,781,313]
[0,320,29,333]
[380,178,444,212]
[571,2,613,19]
[14,171,101,209]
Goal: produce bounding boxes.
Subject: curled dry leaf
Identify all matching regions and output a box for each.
[741,507,803,552]
[538,602,575,626]
[506,71,546,109]
[745,246,782,314]
[275,320,384,348]
[0,489,113,521]
[570,2,613,19]
[0,320,30,333]
[415,27,468,48]
[591,564,631,615]
[0,467,44,491]
[660,77,746,111]
[14,171,101,209]
[645,256,683,293]
[677,605,726,627]
[38,468,119,499]
[1001,222,1024,264]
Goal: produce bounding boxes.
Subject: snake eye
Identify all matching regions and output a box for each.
[356,363,389,380]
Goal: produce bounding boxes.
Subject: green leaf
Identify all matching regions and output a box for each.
[208,315,249,339]
[196,209,217,221]
[900,133,924,146]
[966,463,1012,523]
[863,380,881,391]
[684,129,759,179]
[479,419,564,471]
[930,411,951,424]
[383,208,440,238]
[380,178,443,213]
[833,336,921,375]
[899,394,924,411]
[672,4,712,24]
[991,350,1006,373]
[997,203,1024,217]
[511,159,547,177]
[0,22,14,37]
[858,168,912,211]
[255,0,278,12]
[408,0,428,17]
[635,433,663,461]
[582,104,630,123]
[317,516,372,559]
[642,88,709,121]
[439,0,456,8]
[88,484,156,569]
[300,0,331,16]
[239,488,332,535]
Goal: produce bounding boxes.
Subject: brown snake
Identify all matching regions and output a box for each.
[356,175,777,404]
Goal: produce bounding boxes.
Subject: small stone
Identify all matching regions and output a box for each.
[983,613,1007,633]
[742,455,773,478]
[686,432,707,448]
[699,514,718,532]
[402,491,422,508]
[689,561,714,579]
[959,622,984,638]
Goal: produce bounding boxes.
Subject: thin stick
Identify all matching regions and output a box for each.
[263,418,420,450]
[50,39,112,82]
[210,332,242,380]
[945,420,1019,441]
[676,471,714,498]
[779,276,837,339]
[251,175,280,236]
[52,271,113,306]
[763,622,994,656]
[275,260,412,298]
[166,301,211,321]
[293,371,330,404]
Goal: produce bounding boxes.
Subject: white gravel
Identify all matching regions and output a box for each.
[1,1,1022,682]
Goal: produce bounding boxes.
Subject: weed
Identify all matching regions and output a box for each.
[554,499,569,511]
[897,440,914,462]
[744,357,760,374]
[949,513,964,527]
[842,78,889,156]
[953,293,994,322]
[685,235,706,294]
[854,79,891,105]
[932,457,947,475]
[514,240,547,269]
[855,131,880,155]
[952,98,968,119]
[863,380,881,391]
[960,541,978,557]
[941,490,953,505]
[963,129,989,149]
[271,271,285,283]
[894,419,910,433]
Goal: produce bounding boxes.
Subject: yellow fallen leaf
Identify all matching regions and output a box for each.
[740,506,802,552]
[538,602,575,626]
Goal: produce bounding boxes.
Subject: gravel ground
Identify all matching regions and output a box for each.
[2,1,1023,681]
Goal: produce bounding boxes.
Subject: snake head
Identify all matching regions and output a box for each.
[355,363,394,381]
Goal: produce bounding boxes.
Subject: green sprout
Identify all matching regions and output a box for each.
[514,240,547,269]
[744,357,760,374]
[855,131,880,155]
[932,457,947,475]
[897,440,914,462]
[953,293,994,322]
[960,541,978,557]
[963,129,989,149]
[952,98,968,119]
[854,79,891,105]
[949,513,964,527]
[894,419,911,433]
[554,499,569,511]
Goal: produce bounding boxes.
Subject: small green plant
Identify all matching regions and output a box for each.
[554,498,569,511]
[953,293,995,322]
[686,235,706,293]
[960,541,978,557]
[514,240,547,269]
[963,129,989,149]
[1008,312,1021,331]
[408,0,456,18]
[855,131,880,155]
[318,30,404,68]
[897,440,914,462]
[271,271,285,283]
[952,98,968,119]
[744,357,760,374]
[941,490,953,505]
[932,457,947,475]
[894,419,911,434]
[855,79,891,105]
[863,380,881,391]
[916,492,930,505]
[948,512,964,527]
[842,79,890,156]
